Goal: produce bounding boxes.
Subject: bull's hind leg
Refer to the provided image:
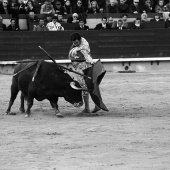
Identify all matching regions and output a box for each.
[25,95,34,118]
[19,92,25,113]
[6,84,19,115]
[25,85,35,118]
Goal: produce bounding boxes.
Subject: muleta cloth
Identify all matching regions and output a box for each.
[83,60,109,111]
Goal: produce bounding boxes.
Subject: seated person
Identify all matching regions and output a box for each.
[86,0,100,14]
[131,18,143,29]
[45,14,53,23]
[7,18,20,31]
[18,0,27,14]
[40,0,55,14]
[121,14,129,28]
[150,14,164,21]
[108,16,114,27]
[0,0,15,14]
[165,13,170,27]
[28,11,39,22]
[27,11,39,30]
[129,0,144,14]
[118,0,129,13]
[67,13,79,23]
[54,1,65,15]
[114,19,127,29]
[165,0,170,11]
[106,0,118,13]
[46,15,64,31]
[143,0,154,13]
[0,15,7,31]
[94,17,111,30]
[155,0,168,13]
[75,19,89,30]
[25,0,38,14]
[72,0,86,14]
[63,0,72,15]
[141,12,150,22]
[57,13,66,23]
[33,18,48,31]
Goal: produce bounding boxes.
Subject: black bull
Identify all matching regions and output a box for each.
[6,61,87,118]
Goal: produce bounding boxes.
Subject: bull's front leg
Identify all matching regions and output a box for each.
[50,99,64,118]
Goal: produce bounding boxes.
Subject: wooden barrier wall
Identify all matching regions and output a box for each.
[0,29,170,61]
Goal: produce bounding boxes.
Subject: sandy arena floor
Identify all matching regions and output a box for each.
[0,71,170,170]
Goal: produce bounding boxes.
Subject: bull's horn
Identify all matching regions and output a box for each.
[70,82,88,91]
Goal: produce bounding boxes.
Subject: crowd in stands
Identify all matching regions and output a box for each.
[1,0,170,30]
[1,0,170,15]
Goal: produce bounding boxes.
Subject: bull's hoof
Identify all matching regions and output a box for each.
[56,113,64,118]
[5,112,16,115]
[25,114,30,118]
[19,108,25,113]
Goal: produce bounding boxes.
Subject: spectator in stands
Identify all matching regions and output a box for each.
[107,17,116,28]
[143,0,154,13]
[54,1,65,15]
[106,0,118,13]
[107,16,117,29]
[46,15,64,31]
[0,0,13,14]
[88,0,106,12]
[25,0,38,14]
[155,0,168,13]
[28,11,39,22]
[63,0,72,14]
[94,17,111,30]
[0,15,6,31]
[45,14,53,23]
[131,18,143,29]
[86,0,100,14]
[75,19,89,30]
[57,13,66,23]
[27,11,39,30]
[118,0,129,13]
[33,18,48,31]
[114,19,127,29]
[9,0,19,13]
[7,18,20,31]
[165,13,170,27]
[150,14,164,21]
[129,0,144,14]
[165,0,170,11]
[121,14,129,28]
[67,12,79,23]
[72,0,86,14]
[40,0,55,14]
[18,0,27,14]
[108,16,114,25]
[141,12,150,22]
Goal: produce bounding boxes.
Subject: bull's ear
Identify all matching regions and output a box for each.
[70,82,89,91]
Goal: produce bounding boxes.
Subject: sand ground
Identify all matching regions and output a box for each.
[0,72,170,170]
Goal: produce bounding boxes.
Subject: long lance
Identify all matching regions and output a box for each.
[38,46,91,79]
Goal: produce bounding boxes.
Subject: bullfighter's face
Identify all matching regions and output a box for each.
[72,39,80,47]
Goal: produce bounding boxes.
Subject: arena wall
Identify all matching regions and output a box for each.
[1,28,170,74]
